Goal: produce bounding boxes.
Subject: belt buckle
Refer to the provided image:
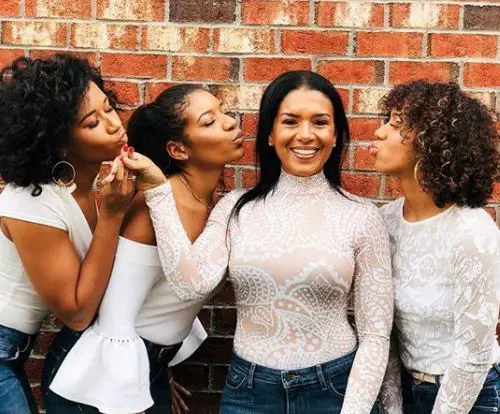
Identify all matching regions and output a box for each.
[412,371,425,382]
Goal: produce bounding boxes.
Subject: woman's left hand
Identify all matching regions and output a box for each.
[169,368,191,413]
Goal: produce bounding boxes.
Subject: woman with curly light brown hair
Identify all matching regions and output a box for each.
[372,80,500,414]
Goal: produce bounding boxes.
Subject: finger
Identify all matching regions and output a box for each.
[174,382,192,397]
[114,157,125,182]
[178,396,189,412]
[127,146,135,159]
[171,396,181,414]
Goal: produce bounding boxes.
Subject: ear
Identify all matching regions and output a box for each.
[166,140,190,161]
[268,134,274,147]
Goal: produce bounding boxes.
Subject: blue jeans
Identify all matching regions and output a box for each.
[42,326,172,414]
[402,362,500,413]
[0,324,38,414]
[220,350,380,414]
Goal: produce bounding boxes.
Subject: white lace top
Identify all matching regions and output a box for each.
[380,198,500,414]
[145,170,394,414]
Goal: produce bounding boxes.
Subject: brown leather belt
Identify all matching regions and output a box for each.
[410,370,442,384]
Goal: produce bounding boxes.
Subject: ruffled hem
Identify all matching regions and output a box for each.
[50,325,153,414]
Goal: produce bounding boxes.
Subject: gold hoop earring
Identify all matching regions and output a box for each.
[413,160,423,189]
[52,160,76,193]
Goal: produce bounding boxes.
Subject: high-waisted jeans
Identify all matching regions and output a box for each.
[0,324,38,414]
[402,362,500,413]
[220,349,380,414]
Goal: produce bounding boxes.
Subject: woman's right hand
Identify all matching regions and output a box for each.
[115,148,168,192]
[99,156,136,217]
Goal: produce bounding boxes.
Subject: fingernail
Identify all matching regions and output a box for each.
[128,147,134,153]
[123,144,129,151]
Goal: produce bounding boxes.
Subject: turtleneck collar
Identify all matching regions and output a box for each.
[274,169,331,195]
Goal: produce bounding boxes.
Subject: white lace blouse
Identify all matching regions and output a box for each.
[145,170,394,414]
[380,198,500,414]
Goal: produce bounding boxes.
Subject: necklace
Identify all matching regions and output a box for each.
[179,174,214,211]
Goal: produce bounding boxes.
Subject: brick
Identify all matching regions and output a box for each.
[241,113,258,138]
[0,0,20,16]
[317,60,383,85]
[232,139,256,165]
[71,23,137,50]
[25,358,44,380]
[485,207,496,222]
[210,84,265,111]
[242,0,309,25]
[467,92,494,109]
[97,0,164,21]
[391,3,460,29]
[353,146,376,171]
[357,32,423,57]
[337,88,350,110]
[172,56,239,82]
[0,49,24,68]
[490,182,500,202]
[29,50,97,66]
[316,2,384,28]
[214,28,275,54]
[223,168,236,191]
[353,88,389,114]
[429,34,497,58]
[389,62,457,84]
[282,30,349,55]
[170,0,236,23]
[142,26,210,52]
[244,58,311,82]
[342,173,381,197]
[384,176,403,198]
[242,167,259,188]
[32,332,56,356]
[348,117,381,141]
[104,81,140,106]
[145,82,174,103]
[26,0,92,18]
[101,54,167,78]
[212,364,230,390]
[464,6,500,31]
[172,364,209,391]
[213,308,237,335]
[2,21,67,47]
[464,64,500,88]
[192,337,233,364]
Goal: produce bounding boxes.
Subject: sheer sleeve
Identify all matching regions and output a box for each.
[341,204,394,414]
[379,333,404,414]
[144,182,241,301]
[432,225,500,414]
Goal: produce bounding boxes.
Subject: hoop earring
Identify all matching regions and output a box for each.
[413,160,423,190]
[52,160,76,193]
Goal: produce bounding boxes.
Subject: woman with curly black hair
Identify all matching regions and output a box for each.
[0,54,134,413]
[373,80,500,413]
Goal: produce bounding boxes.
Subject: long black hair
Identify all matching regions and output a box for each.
[231,70,350,218]
[0,54,115,196]
[127,84,202,176]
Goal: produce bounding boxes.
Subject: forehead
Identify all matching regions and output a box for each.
[278,88,333,115]
[183,90,220,120]
[77,81,106,115]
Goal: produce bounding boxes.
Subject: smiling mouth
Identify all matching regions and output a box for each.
[290,147,319,159]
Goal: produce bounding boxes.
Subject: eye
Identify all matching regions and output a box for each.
[87,119,99,129]
[104,106,114,113]
[204,119,215,127]
[314,119,329,126]
[282,118,297,126]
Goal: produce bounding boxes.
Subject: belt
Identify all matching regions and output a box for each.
[147,341,182,366]
[410,370,442,384]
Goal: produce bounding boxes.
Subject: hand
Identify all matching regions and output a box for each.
[103,147,167,192]
[98,155,136,217]
[169,368,191,414]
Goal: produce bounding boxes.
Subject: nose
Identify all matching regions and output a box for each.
[297,121,313,142]
[222,113,237,131]
[104,110,122,133]
[374,123,385,141]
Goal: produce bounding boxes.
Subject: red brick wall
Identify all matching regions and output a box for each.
[1,1,499,413]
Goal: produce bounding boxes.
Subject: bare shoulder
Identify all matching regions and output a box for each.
[121,192,156,246]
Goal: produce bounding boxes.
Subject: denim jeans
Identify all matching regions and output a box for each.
[402,362,500,413]
[220,350,380,414]
[0,324,38,414]
[42,326,172,414]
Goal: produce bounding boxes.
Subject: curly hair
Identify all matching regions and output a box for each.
[379,80,499,208]
[0,54,116,196]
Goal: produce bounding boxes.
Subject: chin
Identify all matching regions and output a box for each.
[228,147,245,162]
[284,164,323,177]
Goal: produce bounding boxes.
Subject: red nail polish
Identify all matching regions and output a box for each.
[128,147,134,152]
[123,144,129,151]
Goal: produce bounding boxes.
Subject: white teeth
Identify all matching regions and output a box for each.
[291,148,318,158]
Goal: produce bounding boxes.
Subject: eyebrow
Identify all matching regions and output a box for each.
[280,112,331,118]
[78,97,108,125]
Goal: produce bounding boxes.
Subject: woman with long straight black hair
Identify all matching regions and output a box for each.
[122,71,394,413]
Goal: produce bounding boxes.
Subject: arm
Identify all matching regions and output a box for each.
[379,333,404,414]
[341,205,394,414]
[144,182,239,301]
[5,210,125,331]
[431,226,500,414]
